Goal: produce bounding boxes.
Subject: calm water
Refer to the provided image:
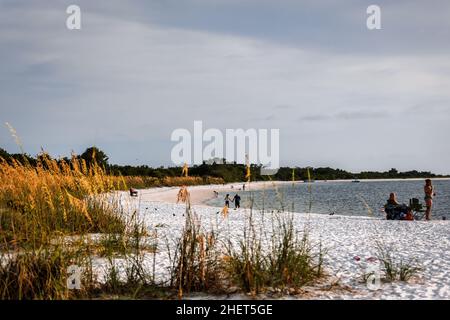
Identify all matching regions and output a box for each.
[206,180,450,219]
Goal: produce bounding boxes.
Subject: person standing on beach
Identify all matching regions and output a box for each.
[424,179,436,220]
[224,194,232,208]
[233,194,241,209]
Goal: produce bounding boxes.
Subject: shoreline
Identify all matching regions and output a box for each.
[110,179,450,299]
[137,178,450,207]
[122,191,450,299]
[138,181,293,206]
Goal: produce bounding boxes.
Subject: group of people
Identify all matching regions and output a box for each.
[212,184,246,210]
[224,193,241,209]
[385,179,436,221]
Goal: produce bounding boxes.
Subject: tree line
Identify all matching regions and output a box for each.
[1,146,446,183]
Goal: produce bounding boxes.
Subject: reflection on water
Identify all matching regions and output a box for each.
[206,180,450,219]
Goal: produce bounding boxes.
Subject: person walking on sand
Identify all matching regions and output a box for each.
[224,194,232,208]
[424,179,436,220]
[232,194,241,209]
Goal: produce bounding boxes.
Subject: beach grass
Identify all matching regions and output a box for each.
[224,211,325,294]
[0,154,328,299]
[0,154,142,299]
[376,243,422,282]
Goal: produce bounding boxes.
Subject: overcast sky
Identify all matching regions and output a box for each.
[1,0,449,173]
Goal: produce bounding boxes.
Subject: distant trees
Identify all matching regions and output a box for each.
[80,147,109,168]
[388,168,398,177]
[0,146,446,181]
[0,148,9,159]
[0,147,36,165]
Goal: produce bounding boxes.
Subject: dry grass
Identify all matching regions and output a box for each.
[0,154,135,299]
[376,244,422,282]
[119,176,160,189]
[168,189,326,297]
[224,212,325,294]
[117,176,224,190]
[162,176,223,187]
[0,153,224,300]
[169,197,224,298]
[0,154,126,248]
[0,153,325,299]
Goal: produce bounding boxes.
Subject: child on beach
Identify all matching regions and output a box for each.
[424,179,436,220]
[224,194,232,208]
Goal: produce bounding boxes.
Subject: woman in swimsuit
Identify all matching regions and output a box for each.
[424,179,436,221]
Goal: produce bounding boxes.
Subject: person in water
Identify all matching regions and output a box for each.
[232,194,241,209]
[224,194,232,208]
[424,179,436,221]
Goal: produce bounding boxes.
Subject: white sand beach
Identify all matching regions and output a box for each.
[98,183,450,300]
[138,181,292,205]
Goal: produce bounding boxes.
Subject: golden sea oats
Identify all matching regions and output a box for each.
[65,190,93,225]
[120,175,128,190]
[181,163,189,177]
[176,186,190,204]
[81,159,88,175]
[42,184,55,214]
[358,195,373,216]
[60,159,70,176]
[56,190,68,223]
[27,193,36,211]
[221,205,229,218]
[207,234,215,247]
[71,153,81,173]
[221,255,232,263]
[198,235,206,281]
[307,167,312,194]
[5,122,24,154]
